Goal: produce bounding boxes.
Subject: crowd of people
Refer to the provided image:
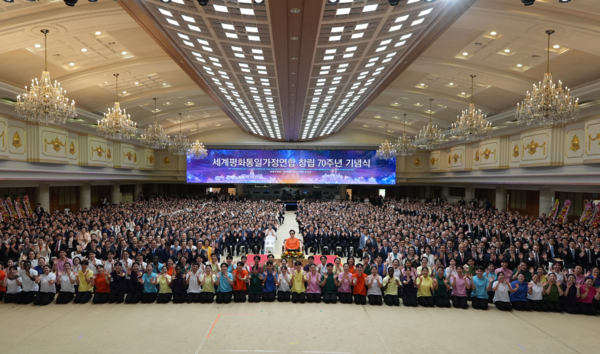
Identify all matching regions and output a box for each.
[1,195,600,315]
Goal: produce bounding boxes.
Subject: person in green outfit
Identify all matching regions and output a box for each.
[200,266,216,303]
[512,262,532,282]
[248,265,263,303]
[362,256,372,276]
[321,263,337,304]
[542,272,562,312]
[432,266,451,308]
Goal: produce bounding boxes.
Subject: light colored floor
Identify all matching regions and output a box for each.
[2,211,595,354]
[0,301,597,354]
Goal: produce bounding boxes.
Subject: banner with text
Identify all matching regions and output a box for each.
[187,150,395,185]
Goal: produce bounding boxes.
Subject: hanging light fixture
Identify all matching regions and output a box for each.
[516,30,579,126]
[187,123,208,159]
[96,74,137,140]
[16,29,76,125]
[415,99,444,150]
[451,75,492,141]
[376,124,396,160]
[168,113,191,155]
[140,98,169,149]
[394,114,417,156]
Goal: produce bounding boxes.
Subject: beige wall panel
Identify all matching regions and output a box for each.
[8,123,26,159]
[120,143,137,168]
[88,136,108,166]
[520,129,551,167]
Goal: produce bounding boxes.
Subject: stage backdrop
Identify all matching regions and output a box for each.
[187,150,396,184]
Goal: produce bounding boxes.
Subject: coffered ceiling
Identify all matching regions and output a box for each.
[0,0,599,147]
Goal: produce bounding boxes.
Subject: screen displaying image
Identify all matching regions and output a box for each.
[187,149,396,185]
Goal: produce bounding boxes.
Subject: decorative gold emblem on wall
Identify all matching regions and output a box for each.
[44,137,66,153]
[0,131,4,147]
[482,148,496,160]
[523,140,546,155]
[123,151,134,161]
[589,133,600,150]
[12,131,22,149]
[91,145,105,157]
[452,154,462,163]
[513,144,520,158]
[475,150,480,162]
[69,141,76,155]
[569,135,580,152]
[107,148,111,159]
[147,155,155,163]
[430,157,437,166]
[163,156,171,165]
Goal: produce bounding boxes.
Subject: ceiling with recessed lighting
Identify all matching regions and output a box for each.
[0,0,599,147]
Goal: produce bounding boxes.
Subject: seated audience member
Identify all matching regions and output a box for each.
[92,264,111,304]
[233,262,249,303]
[383,267,401,306]
[291,261,306,304]
[493,272,515,311]
[262,261,278,302]
[200,266,216,304]
[432,267,451,308]
[74,260,93,304]
[284,230,301,252]
[33,265,56,306]
[352,264,368,305]
[305,264,322,303]
[216,263,234,304]
[416,267,434,307]
[277,266,291,302]
[0,195,599,318]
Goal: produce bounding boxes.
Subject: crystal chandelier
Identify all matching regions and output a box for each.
[140,98,169,149]
[376,124,396,160]
[168,113,191,155]
[97,74,137,140]
[516,30,579,126]
[16,29,76,125]
[187,123,208,159]
[451,75,492,141]
[394,114,417,156]
[415,99,444,150]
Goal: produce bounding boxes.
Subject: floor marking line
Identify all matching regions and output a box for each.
[362,305,392,354]
[207,314,256,338]
[510,312,580,354]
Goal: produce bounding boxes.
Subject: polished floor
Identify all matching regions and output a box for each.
[0,300,596,354]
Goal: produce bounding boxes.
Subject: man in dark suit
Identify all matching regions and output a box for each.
[34,203,45,216]
[303,226,318,254]
[580,240,597,271]
[50,234,68,258]
[146,240,165,263]
[526,244,547,270]
[115,240,132,261]
[236,226,251,256]
[562,240,580,269]
[454,244,467,267]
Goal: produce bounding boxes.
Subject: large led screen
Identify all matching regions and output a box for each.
[187,150,396,185]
